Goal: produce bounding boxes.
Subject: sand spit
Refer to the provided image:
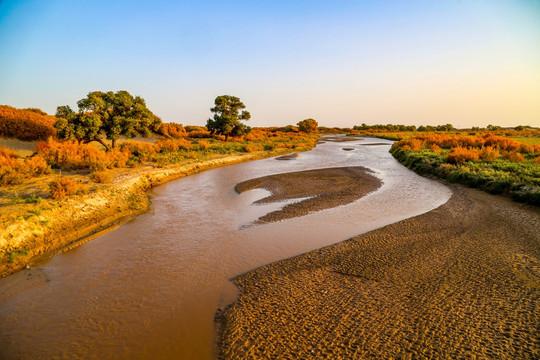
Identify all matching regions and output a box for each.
[235,167,381,223]
[217,185,540,359]
[275,153,299,160]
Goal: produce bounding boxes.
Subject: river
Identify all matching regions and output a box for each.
[0,136,451,359]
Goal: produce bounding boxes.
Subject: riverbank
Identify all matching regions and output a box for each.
[217,184,540,359]
[0,149,301,277]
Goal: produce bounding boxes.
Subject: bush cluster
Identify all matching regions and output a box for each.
[0,105,56,140]
[37,139,130,171]
[0,146,50,185]
[391,134,540,206]
[49,176,88,199]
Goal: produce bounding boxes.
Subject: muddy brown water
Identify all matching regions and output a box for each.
[0,137,451,359]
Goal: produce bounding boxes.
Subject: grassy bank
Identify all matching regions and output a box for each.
[389,134,540,206]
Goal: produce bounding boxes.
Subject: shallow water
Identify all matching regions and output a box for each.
[0,137,451,360]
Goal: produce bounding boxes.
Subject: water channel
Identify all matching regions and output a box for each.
[0,137,451,359]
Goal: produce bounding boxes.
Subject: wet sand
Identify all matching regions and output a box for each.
[235,167,381,223]
[217,185,540,359]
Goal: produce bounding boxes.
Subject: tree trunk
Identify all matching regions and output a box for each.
[95,138,111,152]
[112,138,116,149]
[225,134,229,142]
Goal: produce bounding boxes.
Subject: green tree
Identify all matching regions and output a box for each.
[206,95,251,141]
[55,90,162,150]
[297,118,318,133]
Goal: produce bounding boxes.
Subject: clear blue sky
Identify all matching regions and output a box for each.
[1,0,539,128]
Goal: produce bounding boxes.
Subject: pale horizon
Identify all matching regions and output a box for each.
[1,0,539,128]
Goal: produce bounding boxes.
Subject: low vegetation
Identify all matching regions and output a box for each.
[0,105,56,140]
[390,133,540,205]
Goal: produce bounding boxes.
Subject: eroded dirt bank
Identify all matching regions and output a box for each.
[217,185,540,359]
[235,167,381,223]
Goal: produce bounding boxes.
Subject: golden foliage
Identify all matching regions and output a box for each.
[154,138,193,152]
[0,145,50,185]
[37,139,130,170]
[0,105,56,140]
[49,177,88,199]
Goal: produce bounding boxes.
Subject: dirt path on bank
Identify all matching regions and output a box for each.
[217,185,540,359]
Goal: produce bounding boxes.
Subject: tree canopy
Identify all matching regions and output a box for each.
[54,90,162,150]
[206,95,251,141]
[297,118,318,133]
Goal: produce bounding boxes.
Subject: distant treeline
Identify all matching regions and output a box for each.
[352,123,535,132]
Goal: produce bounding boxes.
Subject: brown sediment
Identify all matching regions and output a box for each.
[342,147,355,151]
[235,167,381,223]
[0,149,302,277]
[275,153,298,160]
[217,185,540,359]
[320,136,361,142]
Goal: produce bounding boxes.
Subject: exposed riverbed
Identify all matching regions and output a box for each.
[0,136,451,359]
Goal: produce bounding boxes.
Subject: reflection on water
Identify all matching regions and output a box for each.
[0,137,451,360]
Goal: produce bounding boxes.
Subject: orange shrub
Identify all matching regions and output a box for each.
[37,139,129,170]
[49,177,82,199]
[0,146,50,185]
[154,138,193,152]
[478,146,499,161]
[0,105,56,140]
[159,122,186,138]
[446,147,479,164]
[429,144,441,152]
[242,143,263,152]
[0,146,17,158]
[119,141,156,162]
[502,151,525,162]
[197,140,210,150]
[90,170,111,183]
[187,130,211,138]
[245,130,265,141]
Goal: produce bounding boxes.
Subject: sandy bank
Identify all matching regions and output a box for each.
[0,150,297,277]
[217,185,540,359]
[235,167,381,223]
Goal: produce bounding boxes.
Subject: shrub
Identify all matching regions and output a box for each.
[90,171,111,183]
[242,143,263,152]
[446,147,479,164]
[0,146,50,185]
[503,151,525,162]
[154,138,193,152]
[197,140,210,150]
[187,130,211,138]
[159,122,186,138]
[0,105,56,140]
[49,177,87,199]
[37,139,130,170]
[478,146,499,161]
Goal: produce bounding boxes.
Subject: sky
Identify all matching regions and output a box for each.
[0,0,539,128]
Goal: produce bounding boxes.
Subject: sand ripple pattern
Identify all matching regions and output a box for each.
[218,186,540,359]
